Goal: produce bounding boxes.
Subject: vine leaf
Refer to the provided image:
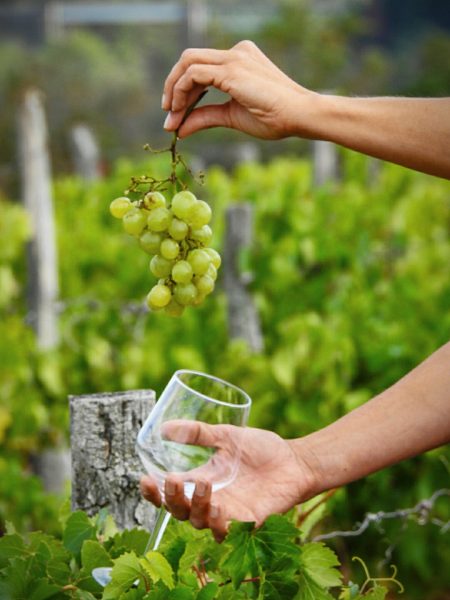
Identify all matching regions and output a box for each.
[221,516,300,589]
[196,582,219,600]
[62,511,96,558]
[300,542,342,588]
[103,551,144,599]
[0,557,61,600]
[140,550,174,589]
[0,534,25,568]
[73,590,97,600]
[260,561,299,600]
[221,522,257,588]
[112,529,151,556]
[81,539,113,572]
[296,572,335,600]
[343,587,387,600]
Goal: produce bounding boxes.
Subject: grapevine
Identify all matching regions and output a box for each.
[109,92,221,317]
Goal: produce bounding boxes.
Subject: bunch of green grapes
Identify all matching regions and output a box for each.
[110,190,221,316]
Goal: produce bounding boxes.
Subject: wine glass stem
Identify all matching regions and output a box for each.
[144,507,171,552]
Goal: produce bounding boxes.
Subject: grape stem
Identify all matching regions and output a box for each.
[131,91,209,198]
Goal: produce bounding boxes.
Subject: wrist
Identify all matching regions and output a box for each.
[287,88,333,141]
[287,427,354,500]
[286,435,332,501]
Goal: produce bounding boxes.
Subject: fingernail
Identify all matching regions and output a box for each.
[161,93,166,109]
[166,480,176,495]
[163,112,174,130]
[210,503,219,519]
[196,481,207,497]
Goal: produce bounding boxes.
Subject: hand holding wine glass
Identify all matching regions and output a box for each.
[140,423,318,542]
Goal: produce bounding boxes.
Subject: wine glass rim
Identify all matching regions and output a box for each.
[173,369,252,408]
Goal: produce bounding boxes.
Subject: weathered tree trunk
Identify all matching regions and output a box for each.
[223,204,264,353]
[70,123,102,181]
[70,389,157,530]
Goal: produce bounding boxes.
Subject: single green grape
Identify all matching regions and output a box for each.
[192,293,206,306]
[168,218,189,241]
[147,207,172,232]
[150,255,173,278]
[206,263,217,281]
[143,191,166,210]
[172,260,193,283]
[187,249,210,275]
[123,207,147,236]
[164,298,184,317]
[174,282,197,305]
[146,284,172,308]
[191,225,212,245]
[110,196,132,219]
[171,190,197,220]
[194,274,215,295]
[187,200,212,228]
[160,238,180,260]
[204,247,221,269]
[140,231,163,254]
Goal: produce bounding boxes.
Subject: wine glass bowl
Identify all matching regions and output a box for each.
[136,370,251,499]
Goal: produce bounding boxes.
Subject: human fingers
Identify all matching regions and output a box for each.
[163,48,230,111]
[140,475,162,508]
[161,419,233,447]
[164,476,191,521]
[189,479,212,529]
[170,64,230,114]
[163,84,206,130]
[208,502,229,543]
[165,102,232,137]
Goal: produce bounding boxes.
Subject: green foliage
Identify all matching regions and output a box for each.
[0,511,393,599]
[0,153,449,596]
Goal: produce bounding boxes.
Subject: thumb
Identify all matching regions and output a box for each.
[161,419,232,447]
[177,102,232,138]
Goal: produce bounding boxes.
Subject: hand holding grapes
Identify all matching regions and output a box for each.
[140,423,317,543]
[162,40,318,141]
[163,40,450,178]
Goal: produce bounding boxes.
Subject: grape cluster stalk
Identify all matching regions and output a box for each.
[110,187,221,317]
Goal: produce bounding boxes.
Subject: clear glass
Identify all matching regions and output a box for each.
[137,369,251,499]
[92,370,251,587]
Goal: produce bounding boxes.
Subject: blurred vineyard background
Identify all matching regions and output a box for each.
[0,1,449,598]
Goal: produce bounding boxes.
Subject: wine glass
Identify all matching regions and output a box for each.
[92,369,251,587]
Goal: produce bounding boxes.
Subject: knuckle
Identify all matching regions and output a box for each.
[185,64,198,78]
[181,48,195,63]
[234,39,256,52]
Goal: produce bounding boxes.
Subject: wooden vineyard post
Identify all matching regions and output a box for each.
[70,123,102,181]
[70,389,157,530]
[223,204,264,353]
[18,88,59,350]
[313,138,339,186]
[18,88,71,493]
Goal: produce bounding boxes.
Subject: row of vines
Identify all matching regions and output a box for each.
[0,150,449,597]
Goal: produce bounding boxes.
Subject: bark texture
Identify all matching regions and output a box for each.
[70,389,157,530]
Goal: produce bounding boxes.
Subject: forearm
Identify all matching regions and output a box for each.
[292,342,450,497]
[296,95,450,179]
